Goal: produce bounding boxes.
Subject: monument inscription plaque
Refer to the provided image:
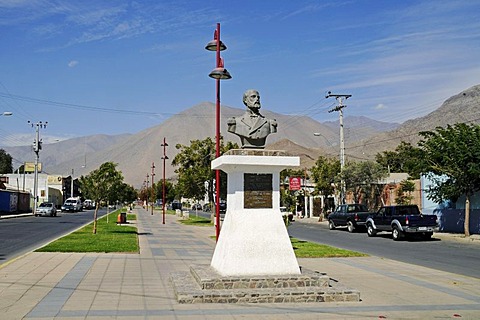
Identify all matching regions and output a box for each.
[244,173,272,208]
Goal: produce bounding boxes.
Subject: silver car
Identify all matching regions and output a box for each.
[36,202,57,217]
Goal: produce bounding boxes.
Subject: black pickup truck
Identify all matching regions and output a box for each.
[366,205,438,241]
[328,203,373,233]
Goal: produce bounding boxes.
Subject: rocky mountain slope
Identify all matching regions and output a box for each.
[347,84,480,160]
[5,84,478,187]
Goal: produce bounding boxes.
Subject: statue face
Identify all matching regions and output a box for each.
[245,91,261,112]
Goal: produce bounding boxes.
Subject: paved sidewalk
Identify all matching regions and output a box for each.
[0,208,479,319]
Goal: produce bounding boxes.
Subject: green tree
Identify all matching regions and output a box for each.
[375,141,426,178]
[117,182,137,204]
[280,168,307,213]
[79,162,124,234]
[418,123,480,237]
[339,160,388,207]
[155,179,175,204]
[0,149,13,174]
[310,156,341,213]
[172,137,238,202]
[395,179,416,205]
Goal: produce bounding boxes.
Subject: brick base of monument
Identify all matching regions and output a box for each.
[171,264,360,304]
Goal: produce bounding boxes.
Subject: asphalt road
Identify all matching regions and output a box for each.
[288,221,480,279]
[0,208,108,263]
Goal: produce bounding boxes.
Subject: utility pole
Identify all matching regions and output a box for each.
[161,138,168,224]
[151,162,155,215]
[326,91,351,204]
[28,121,47,215]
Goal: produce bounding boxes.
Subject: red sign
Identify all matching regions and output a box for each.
[289,177,301,191]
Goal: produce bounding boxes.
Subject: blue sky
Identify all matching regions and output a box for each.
[0,0,479,147]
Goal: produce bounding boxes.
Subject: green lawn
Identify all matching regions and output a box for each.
[179,215,213,226]
[290,237,367,258]
[180,216,367,258]
[36,211,366,258]
[36,210,139,253]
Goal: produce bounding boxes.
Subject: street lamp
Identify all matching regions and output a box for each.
[1,111,13,116]
[71,168,74,198]
[205,23,232,241]
[161,138,168,224]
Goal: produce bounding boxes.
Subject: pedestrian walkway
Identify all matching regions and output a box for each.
[0,207,479,319]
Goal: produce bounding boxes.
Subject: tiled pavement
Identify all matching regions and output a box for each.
[0,208,479,319]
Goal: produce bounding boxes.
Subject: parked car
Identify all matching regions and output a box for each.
[171,200,182,210]
[36,202,57,217]
[219,200,227,213]
[61,197,83,212]
[366,205,438,240]
[191,203,202,211]
[83,199,94,210]
[328,203,373,233]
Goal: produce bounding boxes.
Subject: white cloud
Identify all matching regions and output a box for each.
[375,104,386,110]
[68,60,78,68]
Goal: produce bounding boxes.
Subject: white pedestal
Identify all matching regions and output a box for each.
[210,152,301,276]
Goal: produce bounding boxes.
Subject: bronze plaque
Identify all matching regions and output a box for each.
[244,173,272,208]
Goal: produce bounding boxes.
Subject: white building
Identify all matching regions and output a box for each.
[1,173,64,208]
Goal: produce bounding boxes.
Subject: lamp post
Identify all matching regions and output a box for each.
[71,168,74,198]
[145,173,149,211]
[1,111,13,117]
[161,137,168,224]
[151,162,155,215]
[205,23,232,241]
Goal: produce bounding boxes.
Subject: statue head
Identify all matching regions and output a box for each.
[243,89,261,114]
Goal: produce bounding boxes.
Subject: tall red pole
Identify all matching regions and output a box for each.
[146,173,149,211]
[214,23,221,242]
[162,137,168,224]
[151,162,155,215]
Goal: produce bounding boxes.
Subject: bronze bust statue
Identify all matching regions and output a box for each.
[227,90,277,149]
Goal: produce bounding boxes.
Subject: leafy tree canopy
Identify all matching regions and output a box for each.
[418,123,480,236]
[0,149,13,174]
[155,179,176,204]
[310,156,340,199]
[79,162,125,234]
[172,137,238,201]
[339,160,388,204]
[375,141,426,178]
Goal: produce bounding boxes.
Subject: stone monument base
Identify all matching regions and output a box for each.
[171,264,360,304]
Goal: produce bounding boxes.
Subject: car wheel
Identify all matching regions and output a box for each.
[328,220,336,230]
[392,226,403,241]
[367,223,376,237]
[347,221,355,233]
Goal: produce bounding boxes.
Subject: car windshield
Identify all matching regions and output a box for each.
[39,203,52,208]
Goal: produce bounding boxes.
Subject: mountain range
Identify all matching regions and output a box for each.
[3,84,479,188]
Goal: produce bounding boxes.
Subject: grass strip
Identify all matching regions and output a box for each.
[291,237,367,258]
[180,214,368,258]
[179,216,213,226]
[36,210,139,253]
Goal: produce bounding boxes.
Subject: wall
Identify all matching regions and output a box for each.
[421,175,480,234]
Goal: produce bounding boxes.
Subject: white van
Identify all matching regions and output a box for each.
[61,197,83,212]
